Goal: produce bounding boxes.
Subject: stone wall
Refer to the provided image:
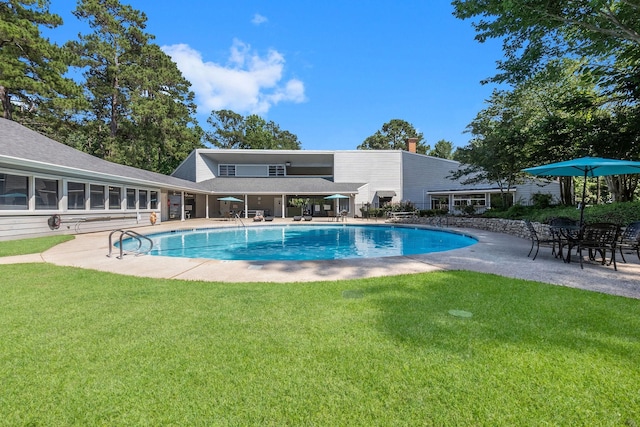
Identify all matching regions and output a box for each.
[391,216,545,240]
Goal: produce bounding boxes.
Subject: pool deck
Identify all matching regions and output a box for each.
[2,217,639,299]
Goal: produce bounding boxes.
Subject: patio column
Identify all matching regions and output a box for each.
[281,194,286,218]
[205,194,209,219]
[244,194,248,218]
[181,191,185,221]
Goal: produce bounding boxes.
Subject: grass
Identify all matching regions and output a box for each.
[0,263,638,425]
[0,235,74,257]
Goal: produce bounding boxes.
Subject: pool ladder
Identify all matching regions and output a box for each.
[234,213,246,228]
[107,229,154,259]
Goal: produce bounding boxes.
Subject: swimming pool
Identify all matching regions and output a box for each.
[125,224,477,261]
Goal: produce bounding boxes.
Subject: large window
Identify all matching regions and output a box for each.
[126,188,136,209]
[139,190,148,209]
[35,178,58,210]
[90,184,105,209]
[68,182,86,210]
[453,194,486,207]
[0,173,28,210]
[150,191,158,209]
[431,196,449,211]
[109,186,122,210]
[219,165,236,176]
[269,165,285,176]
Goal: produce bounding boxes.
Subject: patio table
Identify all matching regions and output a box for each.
[553,225,582,263]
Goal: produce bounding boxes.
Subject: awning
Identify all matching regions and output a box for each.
[375,190,396,198]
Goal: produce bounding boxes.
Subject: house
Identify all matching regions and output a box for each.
[0,118,560,240]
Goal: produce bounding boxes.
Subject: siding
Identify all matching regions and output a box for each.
[401,152,462,205]
[334,151,403,206]
[515,179,562,205]
[0,213,158,242]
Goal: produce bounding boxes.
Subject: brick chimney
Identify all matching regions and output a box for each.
[407,138,417,153]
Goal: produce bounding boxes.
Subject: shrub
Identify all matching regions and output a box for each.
[531,192,553,209]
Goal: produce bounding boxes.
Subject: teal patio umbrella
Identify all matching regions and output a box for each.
[217,196,244,202]
[523,156,640,226]
[324,194,349,215]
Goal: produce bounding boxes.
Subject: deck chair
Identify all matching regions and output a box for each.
[253,210,264,221]
[524,220,556,260]
[618,221,640,263]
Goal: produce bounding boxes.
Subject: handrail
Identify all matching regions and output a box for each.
[234,213,246,228]
[69,214,140,232]
[107,229,153,259]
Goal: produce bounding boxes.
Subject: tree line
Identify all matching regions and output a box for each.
[451,0,640,204]
[1,0,458,176]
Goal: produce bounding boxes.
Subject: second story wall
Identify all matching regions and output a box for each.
[334,151,403,204]
[402,152,462,204]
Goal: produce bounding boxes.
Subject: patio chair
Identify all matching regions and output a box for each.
[576,222,620,270]
[303,215,313,221]
[293,215,302,221]
[524,219,557,260]
[253,210,264,221]
[549,217,580,261]
[618,221,640,263]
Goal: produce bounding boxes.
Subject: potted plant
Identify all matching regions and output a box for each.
[288,197,308,216]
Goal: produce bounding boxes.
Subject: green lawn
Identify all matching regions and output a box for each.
[0,235,73,257]
[0,262,638,425]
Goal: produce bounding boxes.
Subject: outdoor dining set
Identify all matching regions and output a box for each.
[525,219,640,271]
[521,156,640,271]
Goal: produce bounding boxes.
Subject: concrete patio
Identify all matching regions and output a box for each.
[2,218,639,299]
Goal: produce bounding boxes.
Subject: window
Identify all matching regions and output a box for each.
[0,173,28,210]
[109,186,121,210]
[453,194,486,207]
[431,196,449,211]
[150,191,158,209]
[269,165,285,176]
[35,178,58,210]
[90,184,105,209]
[219,165,236,176]
[68,182,86,210]
[126,188,136,209]
[139,190,148,209]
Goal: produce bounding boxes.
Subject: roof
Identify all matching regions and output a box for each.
[0,118,209,192]
[203,177,365,195]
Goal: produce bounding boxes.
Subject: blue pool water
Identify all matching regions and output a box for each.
[125,225,477,261]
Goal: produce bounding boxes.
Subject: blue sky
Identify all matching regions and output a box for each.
[47,1,504,151]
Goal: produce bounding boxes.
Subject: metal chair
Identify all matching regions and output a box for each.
[549,217,579,261]
[618,221,640,263]
[577,223,620,270]
[524,220,557,260]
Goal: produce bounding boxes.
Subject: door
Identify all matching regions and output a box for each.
[274,198,282,217]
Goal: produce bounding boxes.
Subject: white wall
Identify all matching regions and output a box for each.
[401,152,463,206]
[333,151,403,206]
[515,178,562,205]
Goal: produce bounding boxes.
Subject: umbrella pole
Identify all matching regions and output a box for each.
[579,171,588,227]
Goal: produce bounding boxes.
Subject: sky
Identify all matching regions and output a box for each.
[46,1,505,151]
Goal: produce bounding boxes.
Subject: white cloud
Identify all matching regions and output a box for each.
[162,40,305,115]
[251,13,268,25]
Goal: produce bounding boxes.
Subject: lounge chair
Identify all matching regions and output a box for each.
[253,210,264,221]
[293,215,302,221]
[303,215,313,221]
[264,215,274,222]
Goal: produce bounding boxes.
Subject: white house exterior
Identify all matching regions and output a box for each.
[173,147,560,218]
[1,118,560,240]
